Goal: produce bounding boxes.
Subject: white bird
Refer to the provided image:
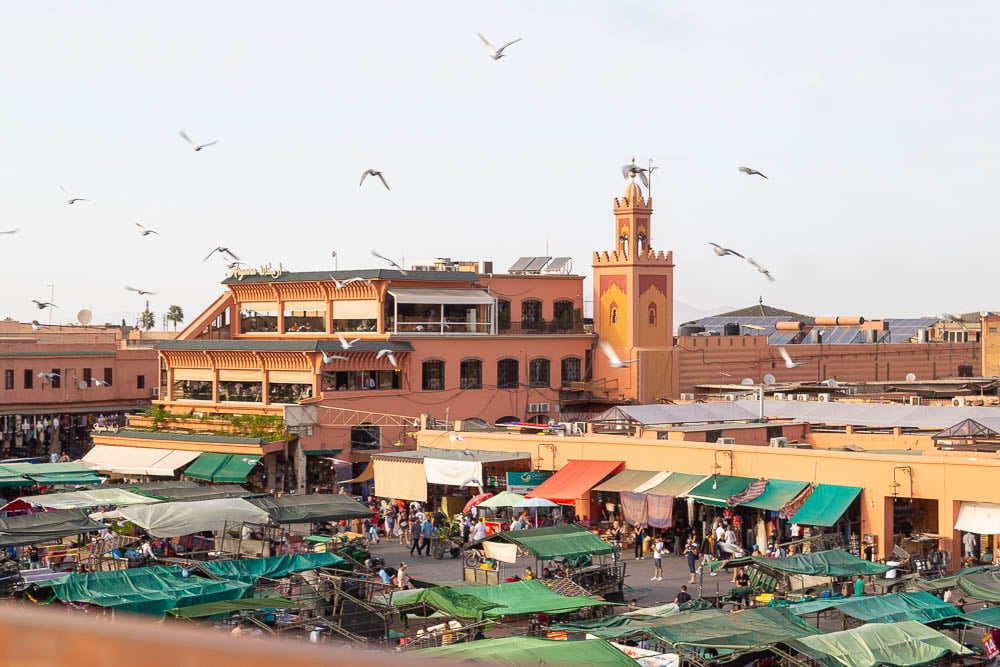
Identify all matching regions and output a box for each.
[31,323,44,331]
[621,162,650,188]
[59,185,88,204]
[371,250,408,275]
[91,378,111,387]
[0,228,18,235]
[778,346,802,369]
[336,333,360,349]
[359,169,390,191]
[179,130,218,151]
[329,275,370,290]
[450,434,465,443]
[320,350,348,363]
[746,257,775,282]
[477,32,522,60]
[709,242,745,259]
[599,340,638,368]
[126,286,157,296]
[376,348,399,368]
[135,222,159,236]
[203,246,240,262]
[32,300,57,310]
[36,371,60,382]
[738,166,768,179]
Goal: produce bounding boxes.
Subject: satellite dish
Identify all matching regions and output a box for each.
[77,309,93,325]
[78,380,88,390]
[824,378,839,388]
[740,378,755,386]
[763,373,776,385]
[906,372,917,382]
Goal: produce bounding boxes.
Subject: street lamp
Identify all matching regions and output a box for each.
[741,373,776,420]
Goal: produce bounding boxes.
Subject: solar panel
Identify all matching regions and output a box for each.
[543,257,572,273]
[508,257,535,272]
[523,256,552,272]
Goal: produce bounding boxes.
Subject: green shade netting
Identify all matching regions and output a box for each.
[415,637,638,667]
[741,479,810,511]
[392,586,502,621]
[791,484,862,526]
[911,566,1000,603]
[959,605,1000,628]
[199,552,347,583]
[712,549,892,577]
[212,455,260,483]
[0,472,32,487]
[47,565,254,616]
[0,462,102,486]
[489,524,615,560]
[551,601,715,638]
[684,475,757,507]
[0,509,105,547]
[787,620,971,667]
[169,596,304,618]
[27,472,103,485]
[789,592,959,625]
[645,607,821,650]
[182,453,229,481]
[395,580,609,620]
[249,494,373,523]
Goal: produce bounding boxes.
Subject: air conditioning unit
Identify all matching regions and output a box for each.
[908,396,922,406]
[724,393,738,402]
[717,437,736,445]
[817,393,831,403]
[572,421,588,435]
[680,393,696,401]
[773,393,785,401]
[770,437,788,448]
[527,402,551,413]
[953,397,967,407]
[796,394,809,402]
[151,387,159,397]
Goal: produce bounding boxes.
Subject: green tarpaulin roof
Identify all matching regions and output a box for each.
[485,524,615,560]
[787,620,971,667]
[0,509,106,547]
[415,636,638,666]
[198,552,347,583]
[249,494,372,523]
[47,565,254,616]
[392,586,502,621]
[169,596,304,619]
[395,579,610,620]
[791,484,862,526]
[0,462,102,486]
[789,592,959,625]
[133,483,252,501]
[645,606,821,650]
[683,475,756,507]
[0,471,32,487]
[912,566,1000,603]
[212,455,261,483]
[741,479,810,511]
[182,453,229,481]
[958,605,1000,628]
[552,601,715,638]
[713,549,892,577]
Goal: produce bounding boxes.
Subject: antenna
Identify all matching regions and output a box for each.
[77,309,93,326]
[905,372,917,382]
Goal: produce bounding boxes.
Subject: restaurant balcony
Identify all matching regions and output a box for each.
[497,320,589,335]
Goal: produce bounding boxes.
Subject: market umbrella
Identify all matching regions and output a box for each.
[463,493,494,513]
[514,497,559,509]
[478,491,526,509]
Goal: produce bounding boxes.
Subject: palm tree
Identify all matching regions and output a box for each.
[166,305,185,331]
[140,301,156,331]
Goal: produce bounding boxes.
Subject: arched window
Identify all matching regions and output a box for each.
[553,300,574,330]
[422,359,444,391]
[522,300,542,328]
[611,306,618,324]
[529,358,551,388]
[497,359,519,389]
[648,303,657,326]
[637,231,648,252]
[460,359,482,389]
[497,299,511,331]
[561,357,582,386]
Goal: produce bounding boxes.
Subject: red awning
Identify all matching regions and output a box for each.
[525,460,625,505]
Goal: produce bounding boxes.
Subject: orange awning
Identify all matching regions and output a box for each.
[525,460,625,505]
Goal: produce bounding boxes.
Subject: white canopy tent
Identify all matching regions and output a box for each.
[117,498,270,537]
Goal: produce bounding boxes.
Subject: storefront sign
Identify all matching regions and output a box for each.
[506,470,553,494]
[227,262,285,281]
[984,632,999,659]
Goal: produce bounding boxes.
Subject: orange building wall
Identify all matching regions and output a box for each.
[981,314,1000,376]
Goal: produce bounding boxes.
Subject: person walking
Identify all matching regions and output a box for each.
[650,534,664,581]
[685,532,700,584]
[633,523,646,560]
[408,516,423,556]
[419,515,434,557]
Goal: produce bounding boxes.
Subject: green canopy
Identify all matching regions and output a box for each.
[552,601,715,638]
[911,566,1000,603]
[791,484,862,526]
[741,479,810,511]
[787,620,971,667]
[683,475,757,507]
[485,524,615,560]
[0,471,32,488]
[249,494,372,523]
[395,579,609,620]
[0,509,106,547]
[639,472,707,497]
[789,592,959,625]
[47,565,254,616]
[0,462,103,486]
[477,491,526,508]
[182,453,229,481]
[212,455,261,483]
[415,636,638,667]
[134,483,252,501]
[645,607,821,650]
[958,605,1000,628]
[713,549,892,577]
[169,596,304,619]
[392,586,502,621]
[198,552,347,583]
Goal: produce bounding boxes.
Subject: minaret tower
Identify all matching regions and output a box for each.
[592,163,678,402]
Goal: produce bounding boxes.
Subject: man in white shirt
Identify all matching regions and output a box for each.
[714,521,726,558]
[471,518,487,542]
[963,532,977,562]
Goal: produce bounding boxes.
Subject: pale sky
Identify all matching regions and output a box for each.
[1,2,996,328]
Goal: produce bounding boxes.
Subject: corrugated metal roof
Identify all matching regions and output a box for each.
[156,340,414,352]
[373,446,531,463]
[222,269,477,285]
[388,288,494,305]
[595,403,757,425]
[736,399,1000,430]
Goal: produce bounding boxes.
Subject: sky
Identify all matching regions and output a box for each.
[1,2,997,328]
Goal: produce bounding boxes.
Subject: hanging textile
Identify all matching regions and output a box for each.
[620,491,648,526]
[727,479,768,507]
[780,484,815,519]
[645,494,674,529]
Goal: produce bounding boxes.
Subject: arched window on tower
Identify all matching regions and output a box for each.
[611,306,618,324]
[648,303,657,326]
[619,232,629,257]
[637,231,647,253]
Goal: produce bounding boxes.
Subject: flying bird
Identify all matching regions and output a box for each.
[203,246,240,262]
[91,378,111,387]
[336,333,360,350]
[329,275,370,290]
[621,163,650,188]
[778,346,802,369]
[59,186,88,204]
[320,350,348,363]
[599,340,638,368]
[371,250,407,275]
[126,286,156,296]
[0,229,18,235]
[36,372,60,382]
[376,348,399,368]
[738,166,768,179]
[746,257,775,282]
[179,130,218,151]
[709,242,745,259]
[477,32,522,60]
[32,300,57,310]
[359,169,390,191]
[135,222,159,236]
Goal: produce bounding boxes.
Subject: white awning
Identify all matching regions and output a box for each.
[332,299,379,319]
[424,458,483,488]
[955,501,1000,535]
[81,445,202,477]
[388,288,495,305]
[118,498,270,537]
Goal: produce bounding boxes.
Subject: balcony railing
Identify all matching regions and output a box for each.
[498,320,588,334]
